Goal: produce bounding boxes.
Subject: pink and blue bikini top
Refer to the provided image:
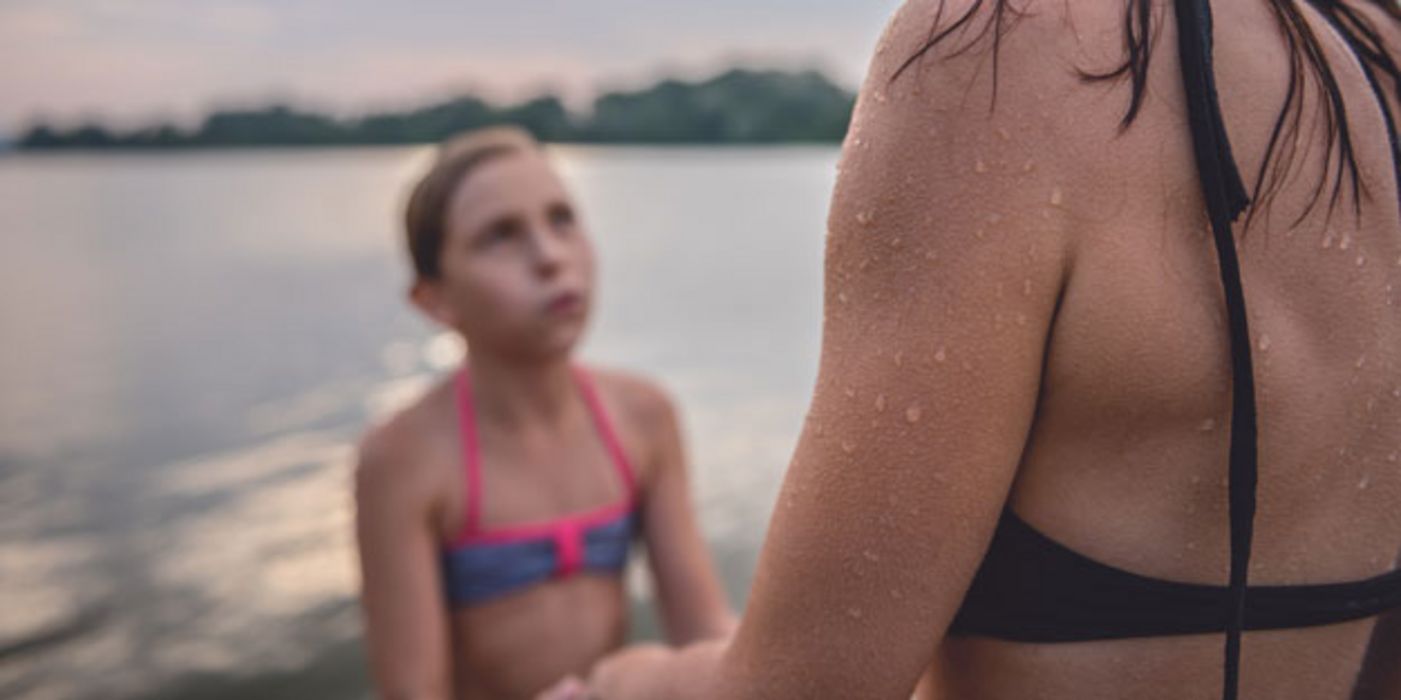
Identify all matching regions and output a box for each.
[441,367,639,606]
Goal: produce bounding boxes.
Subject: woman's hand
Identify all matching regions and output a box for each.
[586,644,681,700]
[534,674,590,700]
[530,646,673,700]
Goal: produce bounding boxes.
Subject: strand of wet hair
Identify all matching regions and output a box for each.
[888,0,1394,232]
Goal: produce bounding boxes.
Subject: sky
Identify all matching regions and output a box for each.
[0,0,903,137]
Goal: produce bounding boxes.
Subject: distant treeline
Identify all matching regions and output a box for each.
[17,68,855,150]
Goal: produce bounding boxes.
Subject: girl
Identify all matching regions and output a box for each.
[354,126,734,700]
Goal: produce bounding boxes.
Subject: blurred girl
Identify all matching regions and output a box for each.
[354,126,734,700]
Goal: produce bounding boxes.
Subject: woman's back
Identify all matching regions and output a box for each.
[843,0,1401,696]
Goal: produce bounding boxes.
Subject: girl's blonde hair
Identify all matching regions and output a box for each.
[403,126,539,279]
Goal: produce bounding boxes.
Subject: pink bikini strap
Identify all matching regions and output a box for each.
[452,366,636,546]
[574,367,638,497]
[453,368,483,542]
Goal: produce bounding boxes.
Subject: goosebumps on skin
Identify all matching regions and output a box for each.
[580,0,1401,699]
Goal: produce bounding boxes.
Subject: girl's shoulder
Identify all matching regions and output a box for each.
[579,365,682,482]
[354,376,460,516]
[584,365,676,422]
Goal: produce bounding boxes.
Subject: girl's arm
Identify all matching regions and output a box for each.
[632,379,738,643]
[588,1,1077,696]
[355,426,455,700]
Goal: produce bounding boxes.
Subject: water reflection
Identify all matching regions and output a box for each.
[0,146,832,698]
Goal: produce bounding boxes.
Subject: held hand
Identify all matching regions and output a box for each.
[535,674,590,700]
[586,644,674,700]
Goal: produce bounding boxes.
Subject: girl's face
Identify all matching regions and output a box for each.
[414,148,596,361]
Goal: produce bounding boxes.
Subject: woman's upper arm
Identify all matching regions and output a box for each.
[1353,543,1401,699]
[354,427,454,700]
[714,3,1076,697]
[634,380,737,644]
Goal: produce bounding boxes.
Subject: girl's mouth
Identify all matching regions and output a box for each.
[546,291,584,316]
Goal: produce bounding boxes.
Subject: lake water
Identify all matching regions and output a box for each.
[0,145,835,699]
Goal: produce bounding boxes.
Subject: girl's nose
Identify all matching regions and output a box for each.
[530,226,566,277]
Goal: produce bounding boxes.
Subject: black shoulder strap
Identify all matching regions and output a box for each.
[1172,2,1258,699]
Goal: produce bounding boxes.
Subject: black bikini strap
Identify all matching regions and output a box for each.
[1173,2,1257,699]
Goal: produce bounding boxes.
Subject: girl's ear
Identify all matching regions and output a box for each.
[408,278,458,328]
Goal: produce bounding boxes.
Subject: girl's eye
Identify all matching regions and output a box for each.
[481,220,521,246]
[548,204,575,231]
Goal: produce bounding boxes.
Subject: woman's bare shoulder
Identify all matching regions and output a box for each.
[857,0,1148,192]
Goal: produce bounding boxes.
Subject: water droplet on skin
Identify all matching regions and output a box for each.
[856,211,874,226]
[894,351,904,367]
[974,158,989,174]
[905,405,923,423]
[1356,355,1367,369]
[1049,187,1064,207]
[1199,418,1216,432]
[997,127,1011,141]
[838,292,849,304]
[1388,451,1397,462]
[890,237,902,248]
[1359,474,1371,490]
[1022,159,1036,173]
[925,250,938,261]
[842,440,857,454]
[1392,387,1401,398]
[858,257,871,271]
[875,394,887,412]
[975,227,986,240]
[1022,279,1032,296]
[847,607,863,619]
[1356,255,1366,267]
[1366,398,1376,412]
[934,347,947,363]
[1340,232,1353,250]
[1257,334,1272,352]
[863,549,880,562]
[1322,231,1336,249]
[1015,313,1028,326]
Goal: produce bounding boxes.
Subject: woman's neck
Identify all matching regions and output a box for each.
[464,349,581,430]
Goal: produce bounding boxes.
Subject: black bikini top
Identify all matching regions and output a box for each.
[947,3,1401,699]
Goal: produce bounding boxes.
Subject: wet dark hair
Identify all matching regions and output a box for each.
[890,0,1401,229]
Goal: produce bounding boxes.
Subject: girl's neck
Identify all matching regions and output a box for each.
[464,349,581,429]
